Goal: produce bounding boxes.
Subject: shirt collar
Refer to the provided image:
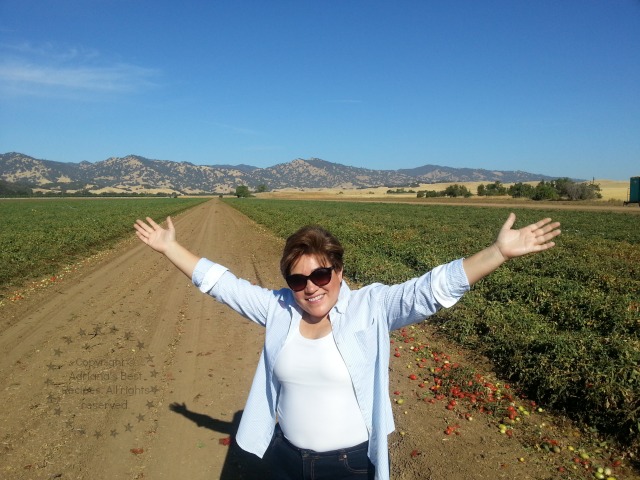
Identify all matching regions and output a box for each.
[333,280,351,315]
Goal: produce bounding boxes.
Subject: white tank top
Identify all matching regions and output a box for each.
[274,325,369,451]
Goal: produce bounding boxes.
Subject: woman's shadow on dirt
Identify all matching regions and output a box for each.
[169,402,270,480]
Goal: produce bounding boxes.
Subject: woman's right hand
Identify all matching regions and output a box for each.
[134,216,176,254]
[134,216,201,279]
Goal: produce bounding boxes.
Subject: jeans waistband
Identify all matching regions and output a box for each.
[275,424,369,457]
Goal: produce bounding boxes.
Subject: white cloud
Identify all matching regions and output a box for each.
[0,42,159,98]
[2,41,99,61]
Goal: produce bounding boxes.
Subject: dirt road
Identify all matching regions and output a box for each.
[0,199,631,479]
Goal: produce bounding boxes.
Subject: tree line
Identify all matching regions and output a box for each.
[416,178,602,201]
[0,178,601,201]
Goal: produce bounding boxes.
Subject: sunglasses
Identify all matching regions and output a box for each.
[285,266,335,292]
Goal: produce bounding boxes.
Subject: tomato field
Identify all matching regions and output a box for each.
[0,198,208,291]
[1,196,638,456]
[225,198,640,451]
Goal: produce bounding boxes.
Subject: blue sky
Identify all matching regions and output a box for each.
[1,1,638,181]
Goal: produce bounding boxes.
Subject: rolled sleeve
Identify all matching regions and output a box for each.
[431,258,470,308]
[192,258,229,293]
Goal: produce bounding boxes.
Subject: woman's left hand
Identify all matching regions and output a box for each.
[495,213,561,260]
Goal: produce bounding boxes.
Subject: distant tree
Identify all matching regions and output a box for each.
[587,182,602,200]
[565,182,602,200]
[416,190,441,198]
[483,181,507,196]
[255,184,268,193]
[532,181,559,201]
[552,178,574,198]
[508,182,535,199]
[477,184,486,196]
[443,184,472,198]
[387,188,415,194]
[235,185,251,198]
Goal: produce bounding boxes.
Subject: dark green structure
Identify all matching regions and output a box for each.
[625,176,640,206]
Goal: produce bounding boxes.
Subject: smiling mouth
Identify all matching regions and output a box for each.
[307,294,324,303]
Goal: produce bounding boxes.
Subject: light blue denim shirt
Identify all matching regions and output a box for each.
[192,257,470,480]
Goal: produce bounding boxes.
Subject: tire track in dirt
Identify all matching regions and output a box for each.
[138,200,283,480]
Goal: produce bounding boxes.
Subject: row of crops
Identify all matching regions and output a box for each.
[0,197,209,290]
[224,198,640,449]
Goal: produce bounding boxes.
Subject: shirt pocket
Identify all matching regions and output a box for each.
[352,324,380,368]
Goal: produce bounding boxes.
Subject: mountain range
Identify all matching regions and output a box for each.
[0,152,560,194]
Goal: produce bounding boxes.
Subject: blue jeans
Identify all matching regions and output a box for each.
[264,424,375,480]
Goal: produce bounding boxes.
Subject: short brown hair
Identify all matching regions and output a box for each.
[280,225,344,278]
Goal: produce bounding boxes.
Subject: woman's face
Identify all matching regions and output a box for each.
[289,254,343,323]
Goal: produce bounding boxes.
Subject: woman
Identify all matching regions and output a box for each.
[134,212,560,480]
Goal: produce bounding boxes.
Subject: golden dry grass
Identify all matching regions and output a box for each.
[262,179,632,202]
